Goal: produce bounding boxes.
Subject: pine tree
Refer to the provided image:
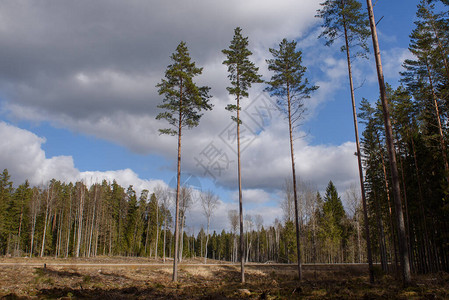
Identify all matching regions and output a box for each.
[222,27,262,283]
[265,38,318,280]
[156,41,212,281]
[401,0,449,179]
[365,0,412,285]
[316,0,374,282]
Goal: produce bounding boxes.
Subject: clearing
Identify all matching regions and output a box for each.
[0,257,448,299]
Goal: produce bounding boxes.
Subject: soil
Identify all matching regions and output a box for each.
[0,257,448,299]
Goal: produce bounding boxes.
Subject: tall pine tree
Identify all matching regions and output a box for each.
[316,0,374,282]
[222,27,262,283]
[156,41,212,281]
[265,38,318,280]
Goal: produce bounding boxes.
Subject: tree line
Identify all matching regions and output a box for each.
[356,0,449,278]
[0,168,368,266]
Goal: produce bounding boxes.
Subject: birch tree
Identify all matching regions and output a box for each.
[200,190,219,263]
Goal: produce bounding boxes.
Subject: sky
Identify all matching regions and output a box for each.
[0,0,425,233]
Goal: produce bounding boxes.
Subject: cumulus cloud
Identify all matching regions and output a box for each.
[231,189,272,204]
[0,122,164,195]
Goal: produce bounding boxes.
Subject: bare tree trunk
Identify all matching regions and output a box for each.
[342,16,375,283]
[40,188,51,257]
[365,0,411,284]
[144,207,151,256]
[155,199,159,260]
[108,220,112,256]
[76,184,85,258]
[94,206,100,257]
[410,135,433,272]
[15,205,24,256]
[377,137,399,273]
[30,207,37,258]
[236,93,246,283]
[426,62,449,178]
[246,232,252,263]
[179,211,186,262]
[56,209,63,257]
[88,185,97,257]
[286,82,302,280]
[163,212,167,262]
[173,83,183,282]
[374,190,388,272]
[205,222,210,264]
[65,191,72,258]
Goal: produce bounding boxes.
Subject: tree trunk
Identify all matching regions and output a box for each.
[425,62,449,178]
[173,80,183,282]
[286,81,302,280]
[377,137,399,273]
[15,205,24,256]
[40,189,51,257]
[342,14,374,283]
[65,191,72,258]
[236,91,246,283]
[30,207,37,258]
[88,186,97,258]
[179,211,185,262]
[365,0,411,284]
[144,207,151,256]
[204,217,210,264]
[76,185,85,258]
[374,190,389,272]
[163,212,167,262]
[155,199,159,260]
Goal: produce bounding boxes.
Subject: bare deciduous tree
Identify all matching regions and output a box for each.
[245,214,253,263]
[255,214,263,262]
[228,209,239,263]
[201,190,219,264]
[179,186,192,262]
[281,179,295,223]
[160,186,172,262]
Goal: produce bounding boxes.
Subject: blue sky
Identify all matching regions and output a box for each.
[0,0,429,231]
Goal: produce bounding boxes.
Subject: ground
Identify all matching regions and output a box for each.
[0,257,448,299]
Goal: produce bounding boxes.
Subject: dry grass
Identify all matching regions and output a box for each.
[0,257,448,299]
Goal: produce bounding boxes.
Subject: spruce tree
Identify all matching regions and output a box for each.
[0,169,13,254]
[156,41,212,281]
[222,27,262,283]
[265,38,318,280]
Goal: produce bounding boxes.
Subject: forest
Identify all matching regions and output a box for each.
[0,0,448,291]
[0,171,367,264]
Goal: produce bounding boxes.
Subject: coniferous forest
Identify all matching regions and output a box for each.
[1,0,449,293]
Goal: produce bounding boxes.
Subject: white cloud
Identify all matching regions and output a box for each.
[382,47,413,80]
[231,189,272,204]
[0,121,164,195]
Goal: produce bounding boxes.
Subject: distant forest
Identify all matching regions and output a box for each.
[0,170,368,265]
